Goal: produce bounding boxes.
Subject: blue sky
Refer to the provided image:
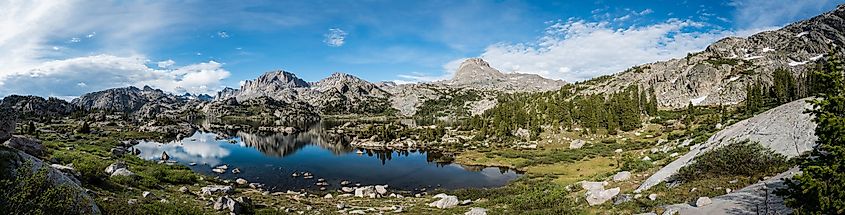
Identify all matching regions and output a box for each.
[0,0,842,98]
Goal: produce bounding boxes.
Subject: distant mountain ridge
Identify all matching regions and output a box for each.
[445,58,567,92]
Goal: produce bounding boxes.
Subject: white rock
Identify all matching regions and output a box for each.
[142,191,154,199]
[110,168,135,177]
[570,139,586,149]
[465,207,488,215]
[324,194,333,199]
[695,197,712,207]
[236,178,248,185]
[200,185,234,196]
[429,195,459,209]
[612,171,632,182]
[375,185,388,195]
[585,187,620,206]
[104,162,127,175]
[648,194,658,201]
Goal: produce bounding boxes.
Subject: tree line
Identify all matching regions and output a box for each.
[464,84,659,140]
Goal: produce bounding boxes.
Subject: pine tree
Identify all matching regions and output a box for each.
[26,121,36,135]
[647,86,658,115]
[772,68,797,104]
[780,53,845,214]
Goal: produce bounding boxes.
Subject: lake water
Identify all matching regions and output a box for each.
[134,127,521,192]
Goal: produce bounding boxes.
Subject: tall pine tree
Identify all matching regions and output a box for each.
[780,54,845,213]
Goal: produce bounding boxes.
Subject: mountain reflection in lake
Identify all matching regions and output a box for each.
[135,126,521,191]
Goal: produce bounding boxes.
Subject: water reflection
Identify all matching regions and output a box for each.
[135,123,522,191]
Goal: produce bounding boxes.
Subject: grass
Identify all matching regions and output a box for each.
[527,157,617,185]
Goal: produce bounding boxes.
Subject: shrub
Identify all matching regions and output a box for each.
[675,140,789,182]
[621,155,653,172]
[0,160,97,214]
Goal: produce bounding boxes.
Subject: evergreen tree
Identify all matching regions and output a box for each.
[780,53,845,214]
[26,121,36,135]
[772,68,798,104]
[684,102,696,125]
[76,121,91,134]
[647,86,658,115]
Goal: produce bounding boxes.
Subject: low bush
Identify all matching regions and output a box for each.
[675,140,790,182]
[0,160,97,214]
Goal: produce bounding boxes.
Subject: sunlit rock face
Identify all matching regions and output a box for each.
[580,5,845,108]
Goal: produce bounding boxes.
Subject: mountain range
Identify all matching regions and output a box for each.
[4,4,844,123]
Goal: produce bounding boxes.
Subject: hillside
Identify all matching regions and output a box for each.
[579,4,845,108]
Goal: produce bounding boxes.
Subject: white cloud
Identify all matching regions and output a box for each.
[0,0,198,98]
[454,19,772,82]
[323,28,347,47]
[0,55,230,97]
[217,31,230,38]
[157,59,175,68]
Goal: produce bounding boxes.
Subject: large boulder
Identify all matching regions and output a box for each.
[3,135,46,156]
[586,187,621,206]
[636,98,816,192]
[429,194,460,209]
[354,186,379,198]
[213,196,243,214]
[201,185,234,196]
[104,162,127,175]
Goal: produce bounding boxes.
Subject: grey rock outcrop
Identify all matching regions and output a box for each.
[580,5,845,108]
[663,167,798,215]
[1,95,77,117]
[72,86,202,122]
[637,98,816,192]
[3,135,46,157]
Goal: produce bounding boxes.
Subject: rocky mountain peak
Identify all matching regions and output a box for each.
[242,70,310,91]
[452,58,505,82]
[444,58,566,92]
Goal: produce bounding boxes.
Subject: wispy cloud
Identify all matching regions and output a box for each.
[433,18,772,82]
[324,28,347,47]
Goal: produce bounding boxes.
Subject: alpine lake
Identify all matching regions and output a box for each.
[133,122,522,193]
